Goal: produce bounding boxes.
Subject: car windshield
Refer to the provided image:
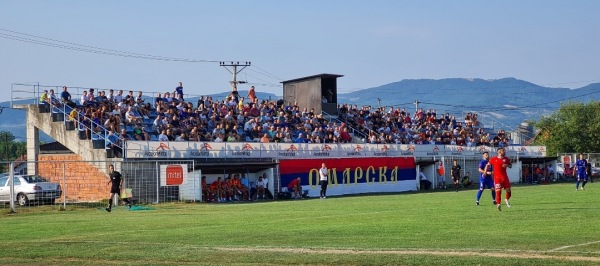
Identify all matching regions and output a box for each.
[23,175,49,183]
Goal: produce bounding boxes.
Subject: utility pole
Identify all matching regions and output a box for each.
[414,99,420,113]
[219,61,251,91]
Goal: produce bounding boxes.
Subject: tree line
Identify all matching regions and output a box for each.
[533,101,600,155]
[0,131,26,173]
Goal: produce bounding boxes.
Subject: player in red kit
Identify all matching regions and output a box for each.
[488,147,512,211]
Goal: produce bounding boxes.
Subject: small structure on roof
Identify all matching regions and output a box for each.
[281,73,343,115]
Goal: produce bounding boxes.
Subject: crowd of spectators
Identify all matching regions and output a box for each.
[338,104,511,147]
[39,83,511,150]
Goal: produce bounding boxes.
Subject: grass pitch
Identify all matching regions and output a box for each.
[1,183,599,265]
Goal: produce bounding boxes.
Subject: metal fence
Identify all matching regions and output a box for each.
[0,160,201,213]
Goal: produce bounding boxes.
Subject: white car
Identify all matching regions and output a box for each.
[0,175,62,206]
[592,167,600,177]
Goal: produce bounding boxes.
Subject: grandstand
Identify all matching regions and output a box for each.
[8,80,551,205]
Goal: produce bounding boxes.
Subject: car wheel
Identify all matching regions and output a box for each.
[17,193,29,206]
[47,199,56,205]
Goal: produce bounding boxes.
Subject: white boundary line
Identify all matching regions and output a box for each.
[38,240,600,262]
[550,240,600,251]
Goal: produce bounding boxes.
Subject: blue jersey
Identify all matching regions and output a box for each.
[478,159,494,189]
[576,159,588,177]
[479,159,493,180]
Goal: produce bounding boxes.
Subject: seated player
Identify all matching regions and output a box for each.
[221,176,234,202]
[232,174,249,201]
[462,172,473,188]
[287,177,303,199]
[201,176,213,202]
[210,177,223,203]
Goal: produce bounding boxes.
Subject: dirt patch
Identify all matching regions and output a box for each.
[214,247,600,262]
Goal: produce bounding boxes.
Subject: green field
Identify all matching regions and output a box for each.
[1,183,600,265]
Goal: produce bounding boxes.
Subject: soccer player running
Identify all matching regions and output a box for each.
[488,147,512,211]
[476,152,496,206]
[575,153,588,191]
[451,159,462,192]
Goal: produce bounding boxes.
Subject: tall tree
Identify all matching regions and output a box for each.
[532,101,600,155]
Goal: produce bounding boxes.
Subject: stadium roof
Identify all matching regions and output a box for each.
[281,73,344,84]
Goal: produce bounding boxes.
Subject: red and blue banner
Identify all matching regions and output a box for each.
[279,157,417,197]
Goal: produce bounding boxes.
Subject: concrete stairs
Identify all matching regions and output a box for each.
[16,104,121,175]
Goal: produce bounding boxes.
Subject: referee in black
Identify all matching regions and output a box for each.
[106,164,131,212]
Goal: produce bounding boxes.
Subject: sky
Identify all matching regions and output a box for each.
[1,1,600,103]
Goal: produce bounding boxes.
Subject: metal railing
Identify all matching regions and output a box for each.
[322,110,368,143]
[45,99,124,155]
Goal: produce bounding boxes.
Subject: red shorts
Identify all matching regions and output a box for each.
[494,178,511,189]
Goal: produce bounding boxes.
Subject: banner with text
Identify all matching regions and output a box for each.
[125,141,547,159]
[159,164,188,187]
[279,157,417,197]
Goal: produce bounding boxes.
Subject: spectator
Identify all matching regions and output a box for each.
[255,176,267,200]
[247,86,256,103]
[260,133,270,143]
[48,89,59,106]
[140,127,151,141]
[294,133,306,143]
[39,89,49,105]
[125,106,142,125]
[80,91,88,106]
[113,90,123,103]
[60,86,72,104]
[158,130,169,142]
[105,130,122,157]
[340,127,353,143]
[175,82,184,100]
[175,132,187,141]
[118,128,131,142]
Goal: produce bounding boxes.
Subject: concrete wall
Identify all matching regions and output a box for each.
[37,154,110,203]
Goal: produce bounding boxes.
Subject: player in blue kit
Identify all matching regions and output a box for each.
[575,153,588,191]
[476,151,496,206]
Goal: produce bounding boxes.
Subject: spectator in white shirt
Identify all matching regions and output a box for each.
[80,91,88,106]
[256,176,267,200]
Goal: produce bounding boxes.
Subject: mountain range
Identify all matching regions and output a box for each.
[1,78,599,142]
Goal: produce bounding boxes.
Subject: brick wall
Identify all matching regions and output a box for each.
[37,154,109,203]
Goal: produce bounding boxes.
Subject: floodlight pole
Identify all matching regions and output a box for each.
[219,61,251,90]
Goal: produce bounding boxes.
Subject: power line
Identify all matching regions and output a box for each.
[243,72,281,88]
[247,64,283,81]
[0,28,225,63]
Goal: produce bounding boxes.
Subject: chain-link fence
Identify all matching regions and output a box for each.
[0,160,201,212]
[426,155,520,189]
